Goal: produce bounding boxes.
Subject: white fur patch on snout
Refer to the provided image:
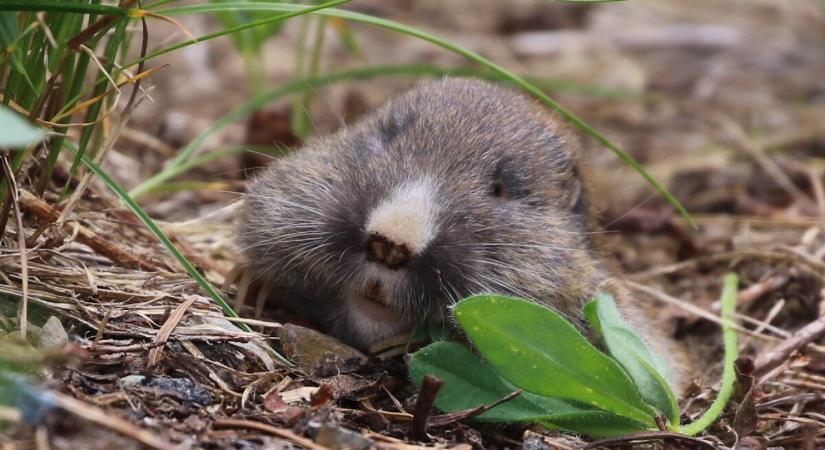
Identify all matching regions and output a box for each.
[365,178,439,254]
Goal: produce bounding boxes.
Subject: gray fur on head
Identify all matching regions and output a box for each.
[239,78,608,351]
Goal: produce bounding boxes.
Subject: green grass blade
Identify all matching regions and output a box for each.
[0,13,36,92]
[680,273,739,435]
[0,2,128,15]
[151,2,694,227]
[63,16,129,197]
[291,15,327,138]
[128,63,641,199]
[127,0,352,67]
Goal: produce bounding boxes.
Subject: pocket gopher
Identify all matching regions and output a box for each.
[239,78,677,380]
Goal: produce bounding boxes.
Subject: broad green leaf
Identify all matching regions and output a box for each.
[409,341,650,437]
[409,341,580,422]
[539,411,648,438]
[0,105,45,149]
[453,295,656,426]
[518,384,650,436]
[584,294,679,426]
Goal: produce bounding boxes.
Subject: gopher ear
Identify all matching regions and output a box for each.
[377,107,417,144]
[566,177,589,227]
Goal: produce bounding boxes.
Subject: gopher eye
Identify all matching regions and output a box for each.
[489,179,505,198]
[488,159,529,200]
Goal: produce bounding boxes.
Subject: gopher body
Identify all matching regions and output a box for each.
[240,78,673,379]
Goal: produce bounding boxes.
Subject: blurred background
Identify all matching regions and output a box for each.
[2,0,825,447]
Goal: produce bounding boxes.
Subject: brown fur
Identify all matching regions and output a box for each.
[239,78,680,387]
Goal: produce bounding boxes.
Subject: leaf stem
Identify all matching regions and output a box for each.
[680,273,739,435]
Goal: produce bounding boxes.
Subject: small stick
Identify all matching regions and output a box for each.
[412,374,443,441]
[754,316,825,377]
[427,390,522,427]
[17,189,157,270]
[147,296,197,369]
[2,155,28,336]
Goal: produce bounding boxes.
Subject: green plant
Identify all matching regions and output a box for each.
[0,105,44,148]
[409,274,740,438]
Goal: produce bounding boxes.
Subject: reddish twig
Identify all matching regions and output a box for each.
[412,374,443,441]
[17,189,157,270]
[427,389,523,427]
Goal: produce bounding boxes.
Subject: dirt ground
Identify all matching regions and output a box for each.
[3,0,825,448]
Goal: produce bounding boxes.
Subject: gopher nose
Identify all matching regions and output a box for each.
[364,178,439,270]
[366,233,411,269]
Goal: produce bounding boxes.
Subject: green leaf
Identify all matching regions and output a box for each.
[538,411,648,438]
[409,341,649,437]
[0,105,45,149]
[453,294,656,426]
[584,294,680,427]
[410,341,579,422]
[209,0,287,53]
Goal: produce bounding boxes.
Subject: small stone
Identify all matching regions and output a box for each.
[38,316,68,349]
